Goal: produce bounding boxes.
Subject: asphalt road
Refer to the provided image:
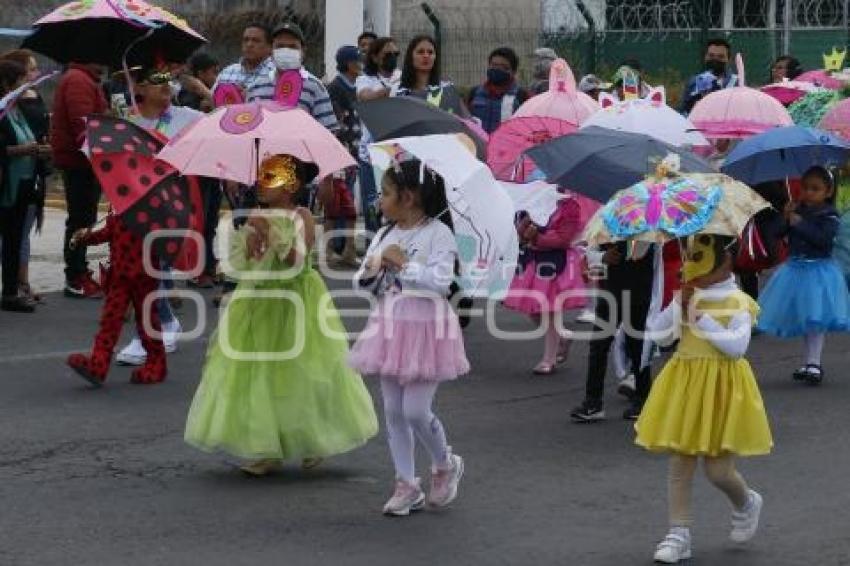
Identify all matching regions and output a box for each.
[1,279,849,566]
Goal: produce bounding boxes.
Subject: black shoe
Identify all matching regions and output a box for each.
[1,296,36,313]
[804,364,824,386]
[622,402,643,421]
[570,400,605,423]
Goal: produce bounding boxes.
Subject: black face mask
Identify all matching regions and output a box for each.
[381,53,398,73]
[705,59,727,76]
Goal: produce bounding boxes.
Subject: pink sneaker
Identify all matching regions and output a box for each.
[382,478,425,516]
[427,450,464,508]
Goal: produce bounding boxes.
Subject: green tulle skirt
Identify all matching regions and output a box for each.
[184,268,378,461]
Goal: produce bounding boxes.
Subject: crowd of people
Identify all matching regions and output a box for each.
[1,21,848,564]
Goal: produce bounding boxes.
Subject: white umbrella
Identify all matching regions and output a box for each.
[369,134,519,298]
[582,87,710,148]
[497,180,563,226]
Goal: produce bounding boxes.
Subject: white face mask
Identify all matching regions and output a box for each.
[273,48,302,71]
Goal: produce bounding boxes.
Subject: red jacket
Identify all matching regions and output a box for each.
[50,64,107,170]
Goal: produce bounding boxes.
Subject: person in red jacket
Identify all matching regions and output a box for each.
[66,211,167,386]
[50,63,108,298]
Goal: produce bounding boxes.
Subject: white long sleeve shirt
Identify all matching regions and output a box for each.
[354,219,458,297]
[646,277,753,359]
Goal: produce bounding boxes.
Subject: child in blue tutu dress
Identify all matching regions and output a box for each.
[757,166,850,384]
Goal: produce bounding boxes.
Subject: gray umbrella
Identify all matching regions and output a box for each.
[525,126,716,202]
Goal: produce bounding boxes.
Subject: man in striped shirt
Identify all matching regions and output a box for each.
[249,22,340,133]
[213,23,275,103]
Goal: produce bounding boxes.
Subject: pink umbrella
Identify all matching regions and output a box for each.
[690,54,793,139]
[761,80,822,105]
[487,116,577,181]
[797,70,844,90]
[514,58,599,122]
[819,98,850,139]
[157,102,356,185]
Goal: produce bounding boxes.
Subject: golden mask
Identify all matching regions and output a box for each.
[682,234,717,283]
[258,155,299,193]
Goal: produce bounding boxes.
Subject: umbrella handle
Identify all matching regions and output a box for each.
[121,27,157,116]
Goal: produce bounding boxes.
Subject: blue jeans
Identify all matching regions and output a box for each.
[358,158,380,236]
[157,268,175,325]
[19,204,37,264]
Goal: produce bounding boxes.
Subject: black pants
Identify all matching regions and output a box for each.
[200,177,223,275]
[62,166,101,282]
[738,271,759,301]
[585,289,652,404]
[1,189,28,298]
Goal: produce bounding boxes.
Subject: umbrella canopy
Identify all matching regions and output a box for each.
[357,96,486,160]
[583,172,770,246]
[23,0,205,67]
[582,87,709,148]
[369,134,519,298]
[690,54,793,139]
[525,126,715,203]
[487,116,578,181]
[761,80,823,106]
[513,58,598,122]
[0,71,58,121]
[788,89,843,127]
[157,102,355,186]
[721,126,850,185]
[797,70,844,90]
[818,98,850,140]
[86,116,195,263]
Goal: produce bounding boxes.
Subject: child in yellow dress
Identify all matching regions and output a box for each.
[635,235,773,564]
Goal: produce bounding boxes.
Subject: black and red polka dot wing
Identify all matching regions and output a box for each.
[86,115,164,157]
[122,173,194,264]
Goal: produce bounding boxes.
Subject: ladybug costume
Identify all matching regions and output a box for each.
[66,213,167,386]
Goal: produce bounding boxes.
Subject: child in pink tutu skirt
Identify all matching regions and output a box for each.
[349,156,469,517]
[503,196,587,374]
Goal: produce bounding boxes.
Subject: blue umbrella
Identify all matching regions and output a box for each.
[525,126,715,203]
[721,126,850,185]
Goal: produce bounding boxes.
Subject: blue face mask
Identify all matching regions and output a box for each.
[487,67,512,86]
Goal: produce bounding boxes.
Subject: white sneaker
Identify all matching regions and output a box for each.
[653,528,692,563]
[617,373,637,398]
[427,451,464,508]
[116,338,146,366]
[730,489,763,543]
[382,478,425,516]
[577,309,596,324]
[163,319,182,353]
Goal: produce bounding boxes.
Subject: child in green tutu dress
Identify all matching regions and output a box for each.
[185,154,378,475]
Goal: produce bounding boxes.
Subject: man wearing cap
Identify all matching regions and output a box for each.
[245,21,339,133]
[577,74,612,102]
[213,23,275,103]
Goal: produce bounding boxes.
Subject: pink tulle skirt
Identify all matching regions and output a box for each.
[348,295,470,385]
[503,251,587,315]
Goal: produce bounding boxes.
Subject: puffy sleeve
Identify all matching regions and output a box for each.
[398,222,458,296]
[646,299,682,347]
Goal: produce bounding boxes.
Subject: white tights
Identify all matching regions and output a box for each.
[804,332,825,366]
[380,378,450,484]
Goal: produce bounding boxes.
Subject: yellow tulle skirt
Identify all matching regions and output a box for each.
[635,356,773,457]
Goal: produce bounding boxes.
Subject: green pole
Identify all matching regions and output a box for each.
[421,2,442,64]
[575,0,597,75]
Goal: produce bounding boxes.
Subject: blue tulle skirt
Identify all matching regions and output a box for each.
[758,258,850,338]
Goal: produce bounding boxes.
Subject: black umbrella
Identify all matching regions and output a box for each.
[525,126,716,202]
[357,97,486,159]
[22,0,206,68]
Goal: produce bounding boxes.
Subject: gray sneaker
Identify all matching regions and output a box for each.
[427,451,464,508]
[730,489,763,543]
[382,478,425,516]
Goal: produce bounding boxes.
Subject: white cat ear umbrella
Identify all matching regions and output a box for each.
[581,87,710,148]
[370,134,519,298]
